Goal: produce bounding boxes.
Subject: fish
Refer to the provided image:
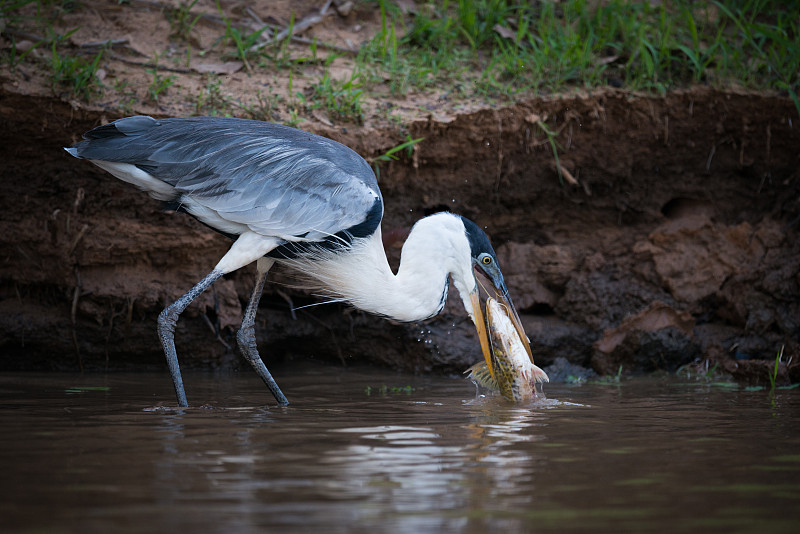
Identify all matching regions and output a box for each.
[466,297,549,401]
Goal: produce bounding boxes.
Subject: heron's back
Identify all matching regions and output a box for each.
[68,116,383,250]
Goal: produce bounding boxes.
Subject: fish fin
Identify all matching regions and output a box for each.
[532,364,550,383]
[465,362,500,391]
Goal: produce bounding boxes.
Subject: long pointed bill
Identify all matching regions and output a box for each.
[495,287,534,364]
[470,289,494,380]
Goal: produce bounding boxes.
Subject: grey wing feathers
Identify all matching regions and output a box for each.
[70,116,382,242]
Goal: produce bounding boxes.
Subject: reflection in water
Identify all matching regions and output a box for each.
[317,401,557,530]
[1,370,799,533]
[463,406,548,503]
[327,426,467,528]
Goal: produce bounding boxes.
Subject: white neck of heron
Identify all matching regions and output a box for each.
[292,214,477,323]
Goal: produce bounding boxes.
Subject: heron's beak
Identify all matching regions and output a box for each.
[470,289,492,375]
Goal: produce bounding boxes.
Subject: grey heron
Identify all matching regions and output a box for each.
[66,116,532,407]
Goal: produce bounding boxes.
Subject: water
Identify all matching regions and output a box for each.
[1,365,799,534]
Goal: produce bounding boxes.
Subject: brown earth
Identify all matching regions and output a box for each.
[1,1,799,386]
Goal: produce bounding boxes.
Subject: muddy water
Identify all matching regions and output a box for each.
[1,365,799,534]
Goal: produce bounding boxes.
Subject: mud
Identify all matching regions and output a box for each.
[1,3,799,385]
[1,88,798,385]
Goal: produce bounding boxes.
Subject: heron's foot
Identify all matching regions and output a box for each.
[236,324,289,406]
[157,306,189,407]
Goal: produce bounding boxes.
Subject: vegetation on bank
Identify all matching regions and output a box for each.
[1,0,798,121]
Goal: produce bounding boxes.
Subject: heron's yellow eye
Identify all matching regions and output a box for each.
[482,256,492,265]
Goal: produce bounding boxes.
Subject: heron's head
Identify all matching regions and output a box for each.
[397,212,531,374]
[453,216,533,378]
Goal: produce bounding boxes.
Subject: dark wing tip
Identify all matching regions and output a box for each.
[83,115,160,140]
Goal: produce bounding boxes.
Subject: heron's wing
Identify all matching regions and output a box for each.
[72,116,382,242]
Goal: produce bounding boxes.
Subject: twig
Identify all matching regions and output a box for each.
[107,51,195,73]
[529,115,574,187]
[705,143,716,171]
[104,298,116,369]
[68,224,89,256]
[71,266,83,372]
[289,34,357,53]
[127,0,228,28]
[125,297,135,338]
[201,313,232,350]
[706,137,733,173]
[250,1,334,52]
[3,27,142,59]
[558,164,579,186]
[244,6,273,37]
[245,10,355,54]
[757,123,772,194]
[1,27,44,42]
[80,38,130,49]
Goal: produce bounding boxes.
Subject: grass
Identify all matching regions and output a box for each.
[768,345,784,391]
[259,11,322,72]
[217,2,269,73]
[597,365,624,384]
[111,79,138,115]
[2,0,797,116]
[535,119,566,185]
[356,0,799,112]
[166,0,203,43]
[676,360,729,383]
[570,364,624,385]
[238,88,282,122]
[146,54,176,103]
[364,384,416,396]
[305,66,365,124]
[3,30,44,68]
[0,3,105,101]
[48,29,104,100]
[194,77,232,116]
[370,135,424,180]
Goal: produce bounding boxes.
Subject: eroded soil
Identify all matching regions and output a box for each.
[1,1,798,385]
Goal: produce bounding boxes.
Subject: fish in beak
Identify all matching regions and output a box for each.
[467,296,549,401]
[469,265,534,382]
[456,219,544,400]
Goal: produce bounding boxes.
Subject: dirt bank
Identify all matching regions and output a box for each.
[1,87,798,386]
[1,2,798,386]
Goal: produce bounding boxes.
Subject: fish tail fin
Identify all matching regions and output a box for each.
[532,364,550,383]
[465,362,499,391]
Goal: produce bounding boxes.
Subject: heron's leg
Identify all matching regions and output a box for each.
[158,269,224,407]
[159,232,281,407]
[237,258,289,406]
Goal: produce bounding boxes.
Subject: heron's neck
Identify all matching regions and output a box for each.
[337,229,453,321]
[288,221,468,322]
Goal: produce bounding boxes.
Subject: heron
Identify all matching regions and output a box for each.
[65,115,532,407]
